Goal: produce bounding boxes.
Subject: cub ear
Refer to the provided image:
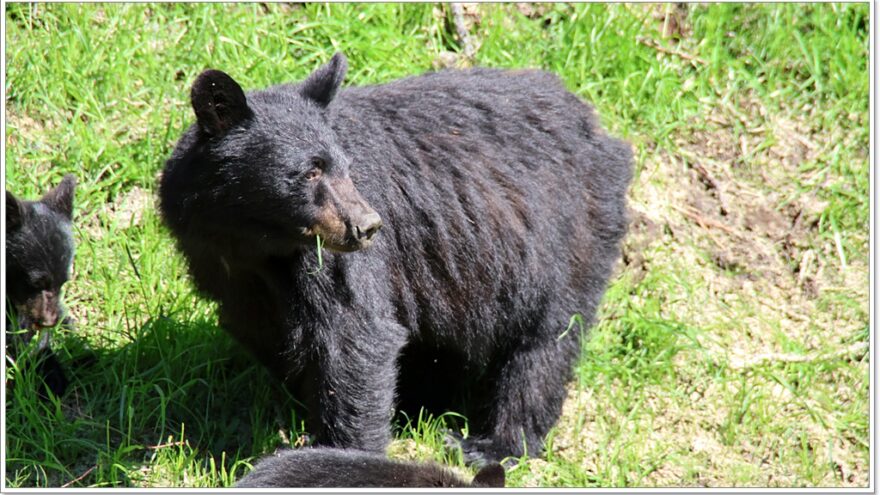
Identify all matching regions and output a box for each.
[300,52,348,107]
[6,190,25,231]
[472,463,505,488]
[191,69,253,136]
[42,174,76,220]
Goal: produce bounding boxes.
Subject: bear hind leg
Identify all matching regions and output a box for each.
[460,326,581,467]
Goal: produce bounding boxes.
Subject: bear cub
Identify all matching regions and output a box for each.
[159,53,632,466]
[235,448,505,488]
[6,175,77,399]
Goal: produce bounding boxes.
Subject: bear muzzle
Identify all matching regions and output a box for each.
[20,290,62,329]
[311,177,383,252]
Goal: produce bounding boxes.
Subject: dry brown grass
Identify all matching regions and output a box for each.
[527,92,870,487]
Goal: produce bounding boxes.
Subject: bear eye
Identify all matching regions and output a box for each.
[30,272,51,290]
[305,158,324,181]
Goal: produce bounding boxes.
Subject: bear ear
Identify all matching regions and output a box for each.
[42,174,76,220]
[472,463,505,488]
[191,69,253,137]
[300,52,348,107]
[6,190,25,231]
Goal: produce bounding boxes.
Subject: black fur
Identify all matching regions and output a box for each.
[235,447,505,488]
[159,54,632,465]
[5,175,77,398]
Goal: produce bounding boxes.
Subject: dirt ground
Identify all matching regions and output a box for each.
[522,91,869,487]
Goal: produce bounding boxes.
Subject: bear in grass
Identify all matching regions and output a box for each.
[235,447,505,488]
[158,53,631,466]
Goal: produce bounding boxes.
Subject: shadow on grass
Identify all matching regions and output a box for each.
[5,316,306,488]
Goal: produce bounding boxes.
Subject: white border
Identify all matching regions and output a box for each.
[1,1,876,494]
[2,0,10,490]
[868,0,876,492]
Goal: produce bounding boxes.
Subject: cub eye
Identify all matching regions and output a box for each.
[30,272,51,290]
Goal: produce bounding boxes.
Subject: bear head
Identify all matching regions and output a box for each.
[162,53,382,256]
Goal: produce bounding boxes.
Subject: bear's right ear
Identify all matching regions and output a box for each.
[300,52,348,107]
[42,174,76,220]
[472,463,505,488]
[6,190,25,231]
[191,69,253,137]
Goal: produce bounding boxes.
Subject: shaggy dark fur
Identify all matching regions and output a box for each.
[159,53,632,465]
[235,447,505,488]
[5,175,77,398]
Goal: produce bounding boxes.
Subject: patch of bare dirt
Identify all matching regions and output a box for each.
[619,208,663,284]
[387,439,474,483]
[428,3,483,69]
[647,3,691,40]
[638,91,866,339]
[82,186,153,241]
[5,109,55,178]
[514,3,553,20]
[550,89,868,487]
[6,111,47,140]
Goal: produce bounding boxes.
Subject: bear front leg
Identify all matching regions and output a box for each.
[307,319,406,453]
[462,334,580,467]
[33,346,69,399]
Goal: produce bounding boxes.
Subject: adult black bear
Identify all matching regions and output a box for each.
[235,447,505,488]
[159,53,631,465]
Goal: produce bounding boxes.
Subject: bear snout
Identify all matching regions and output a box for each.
[354,212,383,243]
[24,290,61,328]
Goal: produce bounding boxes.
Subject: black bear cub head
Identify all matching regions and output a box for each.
[5,175,76,329]
[164,53,382,256]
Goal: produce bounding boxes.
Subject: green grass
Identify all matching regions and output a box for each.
[4,3,870,488]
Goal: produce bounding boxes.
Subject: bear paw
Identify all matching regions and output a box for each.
[444,431,519,469]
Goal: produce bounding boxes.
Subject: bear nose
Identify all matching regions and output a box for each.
[38,291,60,328]
[39,308,59,328]
[355,212,383,241]
[40,314,59,328]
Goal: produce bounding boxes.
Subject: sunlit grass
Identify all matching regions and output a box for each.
[4,3,869,488]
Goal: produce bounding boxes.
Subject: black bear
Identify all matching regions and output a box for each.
[6,175,77,398]
[235,447,505,488]
[159,53,631,465]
